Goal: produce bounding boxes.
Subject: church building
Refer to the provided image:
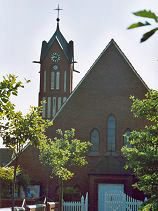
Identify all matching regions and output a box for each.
[14,8,148,211]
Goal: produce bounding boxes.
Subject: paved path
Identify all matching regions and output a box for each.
[0,208,11,211]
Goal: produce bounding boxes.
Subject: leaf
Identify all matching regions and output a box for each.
[128,21,151,29]
[140,28,158,42]
[24,78,31,83]
[133,10,158,22]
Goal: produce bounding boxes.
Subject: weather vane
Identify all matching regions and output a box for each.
[54,4,63,21]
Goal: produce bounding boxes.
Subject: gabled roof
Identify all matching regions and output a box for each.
[53,39,149,120]
[88,156,129,175]
[40,22,73,62]
[6,143,32,167]
[0,148,13,166]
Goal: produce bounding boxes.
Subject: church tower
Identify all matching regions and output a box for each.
[38,6,74,119]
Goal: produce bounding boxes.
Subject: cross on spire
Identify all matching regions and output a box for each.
[54,4,63,22]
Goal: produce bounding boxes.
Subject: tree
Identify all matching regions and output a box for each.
[128,10,158,42]
[122,89,158,210]
[0,166,18,198]
[0,74,24,116]
[0,106,52,210]
[39,128,91,211]
[0,74,52,210]
[0,166,29,199]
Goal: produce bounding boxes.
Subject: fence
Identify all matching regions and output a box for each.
[63,192,88,211]
[104,192,143,211]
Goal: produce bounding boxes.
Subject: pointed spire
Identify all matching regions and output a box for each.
[56,20,59,31]
[54,4,63,30]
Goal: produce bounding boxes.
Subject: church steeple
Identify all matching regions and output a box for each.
[56,20,60,31]
[39,6,74,119]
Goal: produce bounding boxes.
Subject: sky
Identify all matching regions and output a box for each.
[0,0,157,147]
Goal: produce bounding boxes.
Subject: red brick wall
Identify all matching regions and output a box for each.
[17,41,147,210]
[39,39,73,108]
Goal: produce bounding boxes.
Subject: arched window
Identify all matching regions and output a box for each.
[64,70,67,92]
[42,97,46,118]
[47,97,51,118]
[123,129,131,148]
[43,71,46,92]
[51,65,60,90]
[58,97,62,110]
[51,71,55,89]
[90,129,100,153]
[107,115,116,152]
[52,97,56,117]
[56,71,60,89]
[63,97,67,103]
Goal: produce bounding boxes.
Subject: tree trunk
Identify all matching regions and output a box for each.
[59,179,63,211]
[12,159,18,211]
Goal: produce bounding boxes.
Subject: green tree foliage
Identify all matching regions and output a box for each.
[39,128,91,180]
[128,10,158,42]
[0,166,16,198]
[0,166,27,198]
[0,106,52,205]
[122,90,158,210]
[1,106,52,152]
[0,74,24,116]
[0,75,52,208]
[39,128,91,211]
[0,166,18,181]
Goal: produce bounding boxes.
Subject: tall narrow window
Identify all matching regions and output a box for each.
[42,97,46,118]
[44,71,46,92]
[63,97,67,103]
[123,129,131,148]
[51,71,55,89]
[90,129,100,153]
[47,97,51,118]
[52,97,56,117]
[58,97,62,110]
[56,71,60,89]
[64,71,67,92]
[107,115,116,152]
[51,65,60,90]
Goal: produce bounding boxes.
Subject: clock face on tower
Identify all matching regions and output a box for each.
[51,52,61,63]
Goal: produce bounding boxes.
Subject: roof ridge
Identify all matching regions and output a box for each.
[111,39,149,90]
[40,26,70,62]
[52,39,149,121]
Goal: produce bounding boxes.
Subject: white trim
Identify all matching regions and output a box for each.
[56,36,64,51]
[6,143,31,166]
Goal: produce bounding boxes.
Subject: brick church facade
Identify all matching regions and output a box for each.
[15,15,148,211]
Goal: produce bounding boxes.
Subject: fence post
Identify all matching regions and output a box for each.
[81,195,84,211]
[85,192,88,211]
[144,197,148,202]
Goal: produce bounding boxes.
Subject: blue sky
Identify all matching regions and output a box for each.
[0,0,158,114]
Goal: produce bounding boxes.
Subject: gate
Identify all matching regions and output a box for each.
[104,192,143,211]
